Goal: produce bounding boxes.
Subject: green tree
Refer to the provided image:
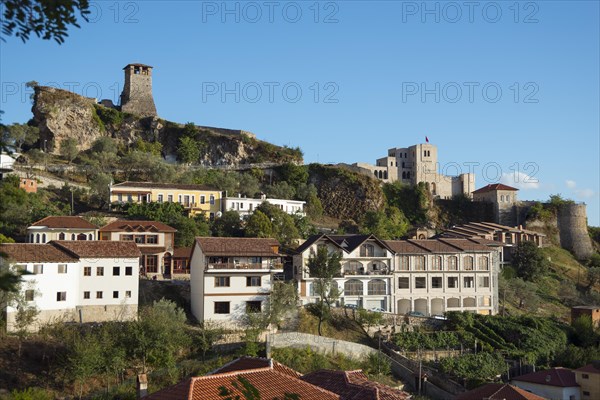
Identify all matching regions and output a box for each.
[587,267,600,291]
[438,352,505,384]
[193,321,224,361]
[1,0,91,43]
[135,139,163,156]
[265,181,296,200]
[572,315,599,348]
[306,245,342,335]
[91,136,118,154]
[305,192,323,220]
[360,207,409,239]
[254,203,300,246]
[89,172,112,208]
[3,123,39,151]
[212,211,243,237]
[512,241,549,282]
[245,210,273,238]
[507,277,540,311]
[178,136,201,164]
[69,334,102,399]
[0,233,15,243]
[267,281,299,329]
[59,137,79,163]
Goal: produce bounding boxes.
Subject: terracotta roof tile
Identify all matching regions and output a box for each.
[472,183,519,194]
[211,357,302,378]
[99,220,177,233]
[51,241,141,258]
[512,367,578,388]
[195,237,280,257]
[456,383,545,400]
[0,243,78,263]
[138,246,166,254]
[384,239,494,254]
[576,363,600,374]
[30,216,98,229]
[173,247,192,258]
[112,181,218,191]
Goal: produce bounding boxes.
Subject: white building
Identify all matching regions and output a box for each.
[1,241,141,332]
[224,194,306,217]
[27,216,99,243]
[387,238,500,316]
[511,368,580,400]
[293,234,395,312]
[190,237,284,328]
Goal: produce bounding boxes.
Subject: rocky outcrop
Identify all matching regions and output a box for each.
[31,86,302,165]
[308,164,385,222]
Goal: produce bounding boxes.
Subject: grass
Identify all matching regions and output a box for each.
[296,309,373,346]
[542,246,589,287]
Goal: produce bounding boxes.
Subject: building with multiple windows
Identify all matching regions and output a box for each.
[224,193,306,217]
[472,183,520,226]
[109,181,224,219]
[189,237,284,328]
[293,234,395,312]
[575,363,600,400]
[27,216,99,243]
[99,220,176,278]
[0,241,140,332]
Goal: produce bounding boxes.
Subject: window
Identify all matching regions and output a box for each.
[57,292,66,301]
[448,277,458,288]
[215,277,230,287]
[58,264,67,274]
[83,291,90,299]
[464,277,474,288]
[360,244,375,257]
[178,195,182,204]
[167,194,173,202]
[121,234,134,241]
[415,277,426,289]
[135,235,145,244]
[210,195,215,205]
[448,256,458,271]
[246,276,261,287]
[96,291,103,299]
[125,266,133,276]
[463,256,474,271]
[478,256,489,271]
[113,266,120,276]
[146,235,158,244]
[398,277,409,289]
[582,374,589,379]
[59,232,65,240]
[97,266,104,276]
[200,195,205,204]
[414,256,426,271]
[113,291,119,299]
[25,290,34,301]
[145,255,158,273]
[246,301,262,313]
[583,391,590,396]
[33,264,43,274]
[344,279,363,296]
[479,277,490,288]
[157,194,163,203]
[431,277,443,288]
[125,291,132,298]
[214,302,230,314]
[184,195,190,206]
[84,266,91,276]
[432,256,442,271]
[368,279,386,295]
[117,193,123,202]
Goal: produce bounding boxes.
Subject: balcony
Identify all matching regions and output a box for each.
[343,268,391,276]
[206,262,283,271]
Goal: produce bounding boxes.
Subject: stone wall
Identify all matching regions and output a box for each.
[558,203,594,260]
[267,332,378,360]
[120,70,157,117]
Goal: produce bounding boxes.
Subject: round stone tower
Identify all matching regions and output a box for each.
[120,63,157,117]
[557,203,594,260]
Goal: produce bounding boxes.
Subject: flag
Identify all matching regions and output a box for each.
[425,136,429,143]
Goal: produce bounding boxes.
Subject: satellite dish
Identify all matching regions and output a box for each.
[216,211,222,218]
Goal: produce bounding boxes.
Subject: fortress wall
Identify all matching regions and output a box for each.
[558,203,594,260]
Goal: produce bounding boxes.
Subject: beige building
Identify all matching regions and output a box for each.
[99,220,176,278]
[109,181,224,220]
[472,183,519,226]
[353,143,475,199]
[27,216,99,244]
[575,363,600,400]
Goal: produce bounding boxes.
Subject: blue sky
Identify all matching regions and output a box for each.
[1,1,599,225]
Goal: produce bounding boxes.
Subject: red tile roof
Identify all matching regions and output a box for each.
[173,247,192,258]
[0,243,78,263]
[195,237,280,257]
[99,220,177,233]
[456,383,545,400]
[51,241,141,258]
[144,368,340,400]
[384,238,495,254]
[111,181,217,191]
[301,369,410,400]
[472,183,519,194]
[576,363,600,374]
[211,357,302,378]
[30,216,98,229]
[512,367,578,387]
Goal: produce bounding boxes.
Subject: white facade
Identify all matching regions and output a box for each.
[27,216,99,243]
[1,242,140,332]
[511,381,580,400]
[224,195,305,217]
[190,237,283,329]
[293,235,394,312]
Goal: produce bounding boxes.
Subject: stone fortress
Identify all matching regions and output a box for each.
[119,63,158,117]
[352,143,475,199]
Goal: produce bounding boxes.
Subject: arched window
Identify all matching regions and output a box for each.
[77,233,87,241]
[374,171,378,177]
[344,280,363,296]
[368,279,386,295]
[71,234,76,240]
[463,256,474,271]
[431,182,437,196]
[407,171,411,179]
[478,256,489,270]
[42,233,46,243]
[432,256,442,271]
[36,233,40,243]
[384,171,388,180]
[500,195,504,202]
[88,234,94,240]
[402,171,406,179]
[448,256,458,271]
[59,232,65,240]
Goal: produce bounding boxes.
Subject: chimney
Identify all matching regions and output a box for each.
[137,374,148,399]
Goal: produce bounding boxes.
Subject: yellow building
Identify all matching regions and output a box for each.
[576,363,600,399]
[109,181,224,219]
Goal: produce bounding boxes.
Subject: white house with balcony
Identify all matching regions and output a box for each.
[0,241,141,332]
[224,194,306,217]
[386,238,500,316]
[293,234,395,312]
[189,237,284,328]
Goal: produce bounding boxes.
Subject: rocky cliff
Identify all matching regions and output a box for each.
[32,86,302,166]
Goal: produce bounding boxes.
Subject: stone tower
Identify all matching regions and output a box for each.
[120,63,157,117]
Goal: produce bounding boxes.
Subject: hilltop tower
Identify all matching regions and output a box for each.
[120,63,157,117]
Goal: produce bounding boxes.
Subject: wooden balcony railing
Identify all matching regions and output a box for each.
[207,263,283,270]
